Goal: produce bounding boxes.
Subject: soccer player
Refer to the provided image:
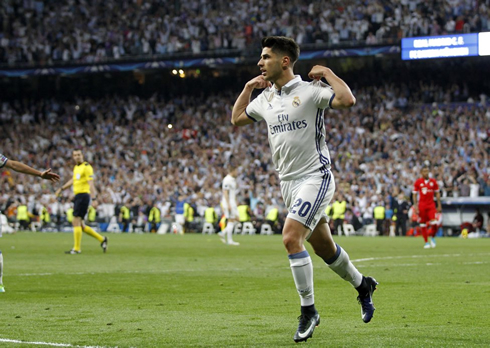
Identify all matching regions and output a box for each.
[231,36,377,342]
[218,166,240,246]
[55,150,107,254]
[412,165,442,248]
[0,152,60,293]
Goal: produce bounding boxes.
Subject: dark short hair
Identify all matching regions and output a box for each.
[261,36,300,65]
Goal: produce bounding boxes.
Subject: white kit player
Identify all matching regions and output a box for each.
[231,36,377,343]
[219,166,240,246]
[0,152,60,293]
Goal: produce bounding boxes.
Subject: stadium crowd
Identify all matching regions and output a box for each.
[1,0,489,65]
[1,82,489,230]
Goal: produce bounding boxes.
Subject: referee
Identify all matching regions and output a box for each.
[56,150,107,254]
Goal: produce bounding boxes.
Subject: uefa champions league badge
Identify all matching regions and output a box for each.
[292,96,301,108]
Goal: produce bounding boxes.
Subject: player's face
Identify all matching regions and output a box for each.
[257,47,285,82]
[72,151,84,164]
[421,168,429,179]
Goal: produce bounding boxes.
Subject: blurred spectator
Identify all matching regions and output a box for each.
[0,86,489,229]
[472,208,484,233]
[393,193,409,236]
[1,0,489,66]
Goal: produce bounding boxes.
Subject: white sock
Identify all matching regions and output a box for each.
[289,250,314,306]
[0,251,3,285]
[226,222,235,243]
[326,245,363,288]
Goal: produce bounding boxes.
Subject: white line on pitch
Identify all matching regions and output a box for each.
[10,253,490,277]
[0,338,114,348]
[352,252,490,263]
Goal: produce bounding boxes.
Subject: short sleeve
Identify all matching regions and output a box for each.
[413,180,419,193]
[0,153,8,168]
[245,92,267,122]
[86,164,94,181]
[311,80,335,109]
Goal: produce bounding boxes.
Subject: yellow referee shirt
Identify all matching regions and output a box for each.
[73,162,94,195]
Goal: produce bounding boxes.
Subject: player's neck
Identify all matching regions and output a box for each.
[273,70,296,91]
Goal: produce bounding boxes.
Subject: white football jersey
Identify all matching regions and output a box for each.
[0,153,8,168]
[221,174,238,209]
[246,76,334,181]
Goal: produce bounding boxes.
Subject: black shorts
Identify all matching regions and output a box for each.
[74,193,90,218]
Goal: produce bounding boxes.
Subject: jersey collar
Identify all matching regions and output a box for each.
[274,75,302,95]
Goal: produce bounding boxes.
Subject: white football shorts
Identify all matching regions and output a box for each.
[222,204,239,220]
[280,169,335,236]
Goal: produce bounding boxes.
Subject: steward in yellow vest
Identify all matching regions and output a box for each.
[205,207,218,224]
[87,206,97,222]
[119,205,131,232]
[374,204,386,235]
[16,204,30,230]
[332,195,347,235]
[41,206,51,224]
[184,203,194,222]
[66,207,74,223]
[238,204,252,222]
[148,206,161,233]
[332,201,346,220]
[266,207,280,233]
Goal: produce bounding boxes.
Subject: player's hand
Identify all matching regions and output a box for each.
[40,168,60,183]
[54,188,62,197]
[308,65,329,81]
[246,75,272,90]
[414,206,419,215]
[437,206,442,213]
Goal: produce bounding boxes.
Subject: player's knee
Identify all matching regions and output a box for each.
[282,233,302,253]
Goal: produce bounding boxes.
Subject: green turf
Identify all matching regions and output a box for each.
[0,232,489,347]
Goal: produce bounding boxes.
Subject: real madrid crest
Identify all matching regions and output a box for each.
[292,96,301,108]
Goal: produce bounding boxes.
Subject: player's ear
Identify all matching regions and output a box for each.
[282,56,290,69]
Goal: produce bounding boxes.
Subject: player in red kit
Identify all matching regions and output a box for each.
[412,166,442,248]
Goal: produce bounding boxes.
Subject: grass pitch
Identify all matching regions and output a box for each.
[0,232,489,347]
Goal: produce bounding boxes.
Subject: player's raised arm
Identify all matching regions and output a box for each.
[308,65,356,109]
[5,160,60,183]
[231,75,271,126]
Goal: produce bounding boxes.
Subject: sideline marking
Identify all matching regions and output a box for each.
[0,338,113,347]
[352,252,490,263]
[10,253,490,276]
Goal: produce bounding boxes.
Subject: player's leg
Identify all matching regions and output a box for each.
[281,175,328,342]
[219,206,239,245]
[225,214,239,245]
[427,208,438,248]
[308,219,378,323]
[66,216,83,254]
[418,208,431,248]
[66,194,85,254]
[283,218,319,342]
[81,221,105,243]
[81,221,107,252]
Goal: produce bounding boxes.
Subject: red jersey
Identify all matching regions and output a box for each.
[413,178,439,208]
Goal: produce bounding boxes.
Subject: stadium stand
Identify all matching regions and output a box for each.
[1,85,489,232]
[1,0,489,65]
